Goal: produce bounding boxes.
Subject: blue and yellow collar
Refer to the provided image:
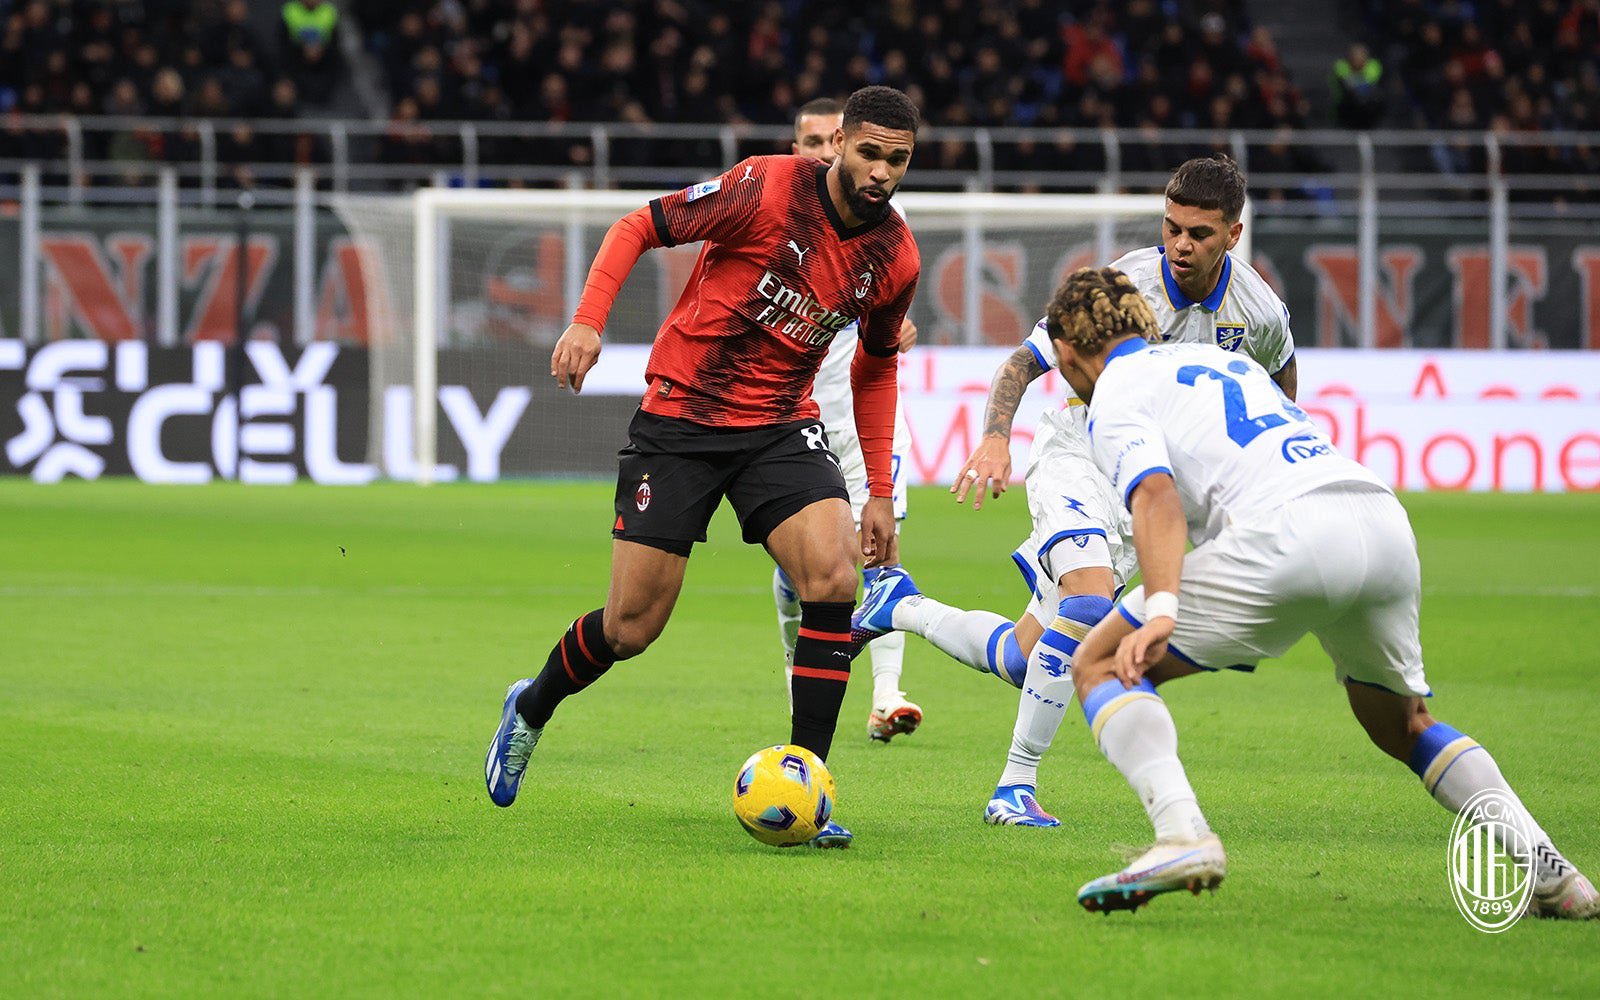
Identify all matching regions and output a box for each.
[1159,246,1232,312]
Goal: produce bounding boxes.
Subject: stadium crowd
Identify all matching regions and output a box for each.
[1346,0,1600,181]
[0,0,1595,191]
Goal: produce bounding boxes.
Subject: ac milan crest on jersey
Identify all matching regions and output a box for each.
[641,154,919,428]
[635,476,652,512]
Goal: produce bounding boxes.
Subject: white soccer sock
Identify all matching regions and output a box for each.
[1084,678,1210,842]
[997,595,1112,790]
[891,596,1011,676]
[773,566,800,711]
[998,632,1075,789]
[868,630,907,706]
[1411,722,1570,888]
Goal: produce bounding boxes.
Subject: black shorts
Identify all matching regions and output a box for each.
[612,410,850,556]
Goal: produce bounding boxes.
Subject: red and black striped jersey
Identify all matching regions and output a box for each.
[640,155,920,428]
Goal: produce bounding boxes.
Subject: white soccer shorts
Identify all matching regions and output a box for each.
[828,407,911,526]
[1117,483,1430,698]
[1013,410,1135,627]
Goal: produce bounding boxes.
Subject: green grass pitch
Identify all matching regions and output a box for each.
[2,482,1596,997]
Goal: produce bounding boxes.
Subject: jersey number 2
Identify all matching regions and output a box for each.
[1175,361,1290,448]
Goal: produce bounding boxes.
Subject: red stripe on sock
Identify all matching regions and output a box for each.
[572,614,598,666]
[558,640,578,684]
[791,666,851,682]
[797,627,852,643]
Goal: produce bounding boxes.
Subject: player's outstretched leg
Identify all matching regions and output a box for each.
[1072,676,1224,912]
[861,567,922,744]
[486,610,619,807]
[1346,683,1599,920]
[987,588,1114,827]
[1067,611,1221,913]
[852,568,1028,686]
[485,540,681,808]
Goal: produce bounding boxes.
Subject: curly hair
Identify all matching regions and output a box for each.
[1045,267,1159,355]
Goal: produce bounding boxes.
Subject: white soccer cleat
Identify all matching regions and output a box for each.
[867,694,923,743]
[1077,834,1227,914]
[1528,870,1600,920]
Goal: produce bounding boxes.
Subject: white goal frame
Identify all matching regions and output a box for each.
[409,188,1250,484]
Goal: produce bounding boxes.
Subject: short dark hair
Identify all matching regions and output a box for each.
[794,97,843,128]
[1165,154,1247,222]
[842,85,920,135]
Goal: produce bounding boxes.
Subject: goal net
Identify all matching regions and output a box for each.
[331,188,1206,483]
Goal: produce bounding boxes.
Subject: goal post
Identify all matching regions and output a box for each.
[336,187,1245,483]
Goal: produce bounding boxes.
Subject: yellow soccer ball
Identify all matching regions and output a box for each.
[731,745,836,847]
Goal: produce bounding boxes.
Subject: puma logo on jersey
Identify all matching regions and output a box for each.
[739,164,755,183]
[788,240,809,267]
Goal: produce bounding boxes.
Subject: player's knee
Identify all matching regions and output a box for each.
[793,561,859,603]
[603,608,665,659]
[1071,654,1114,704]
[1348,687,1433,763]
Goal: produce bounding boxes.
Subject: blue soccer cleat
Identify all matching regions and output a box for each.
[984,785,1061,827]
[1076,835,1227,914]
[484,678,543,808]
[807,820,854,849]
[849,566,921,659]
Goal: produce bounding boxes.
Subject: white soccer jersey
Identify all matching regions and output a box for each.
[1022,246,1295,388]
[1108,245,1295,374]
[1087,339,1385,545]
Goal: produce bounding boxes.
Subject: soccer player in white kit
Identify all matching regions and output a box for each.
[854,157,1295,823]
[1038,266,1598,917]
[773,98,924,743]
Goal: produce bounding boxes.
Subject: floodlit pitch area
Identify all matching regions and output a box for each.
[4,482,1596,996]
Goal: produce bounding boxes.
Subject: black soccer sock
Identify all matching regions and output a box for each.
[788,600,854,761]
[516,609,620,728]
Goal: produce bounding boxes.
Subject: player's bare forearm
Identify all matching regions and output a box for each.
[1128,473,1187,599]
[983,345,1047,440]
[952,345,1044,507]
[1114,473,1186,684]
[1273,355,1298,401]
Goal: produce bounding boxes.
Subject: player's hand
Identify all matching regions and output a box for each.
[951,434,1011,509]
[1114,616,1174,687]
[551,323,601,393]
[859,496,899,569]
[896,316,918,353]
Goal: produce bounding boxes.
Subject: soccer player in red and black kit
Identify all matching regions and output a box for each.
[485,86,922,847]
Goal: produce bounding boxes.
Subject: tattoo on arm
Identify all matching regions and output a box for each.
[983,346,1046,439]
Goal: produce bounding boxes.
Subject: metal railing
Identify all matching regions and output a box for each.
[3,114,1598,204]
[4,117,1599,351]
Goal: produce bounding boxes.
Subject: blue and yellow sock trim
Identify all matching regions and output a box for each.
[1408,721,1482,795]
[1082,677,1162,744]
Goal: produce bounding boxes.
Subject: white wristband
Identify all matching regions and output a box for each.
[1143,591,1179,623]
